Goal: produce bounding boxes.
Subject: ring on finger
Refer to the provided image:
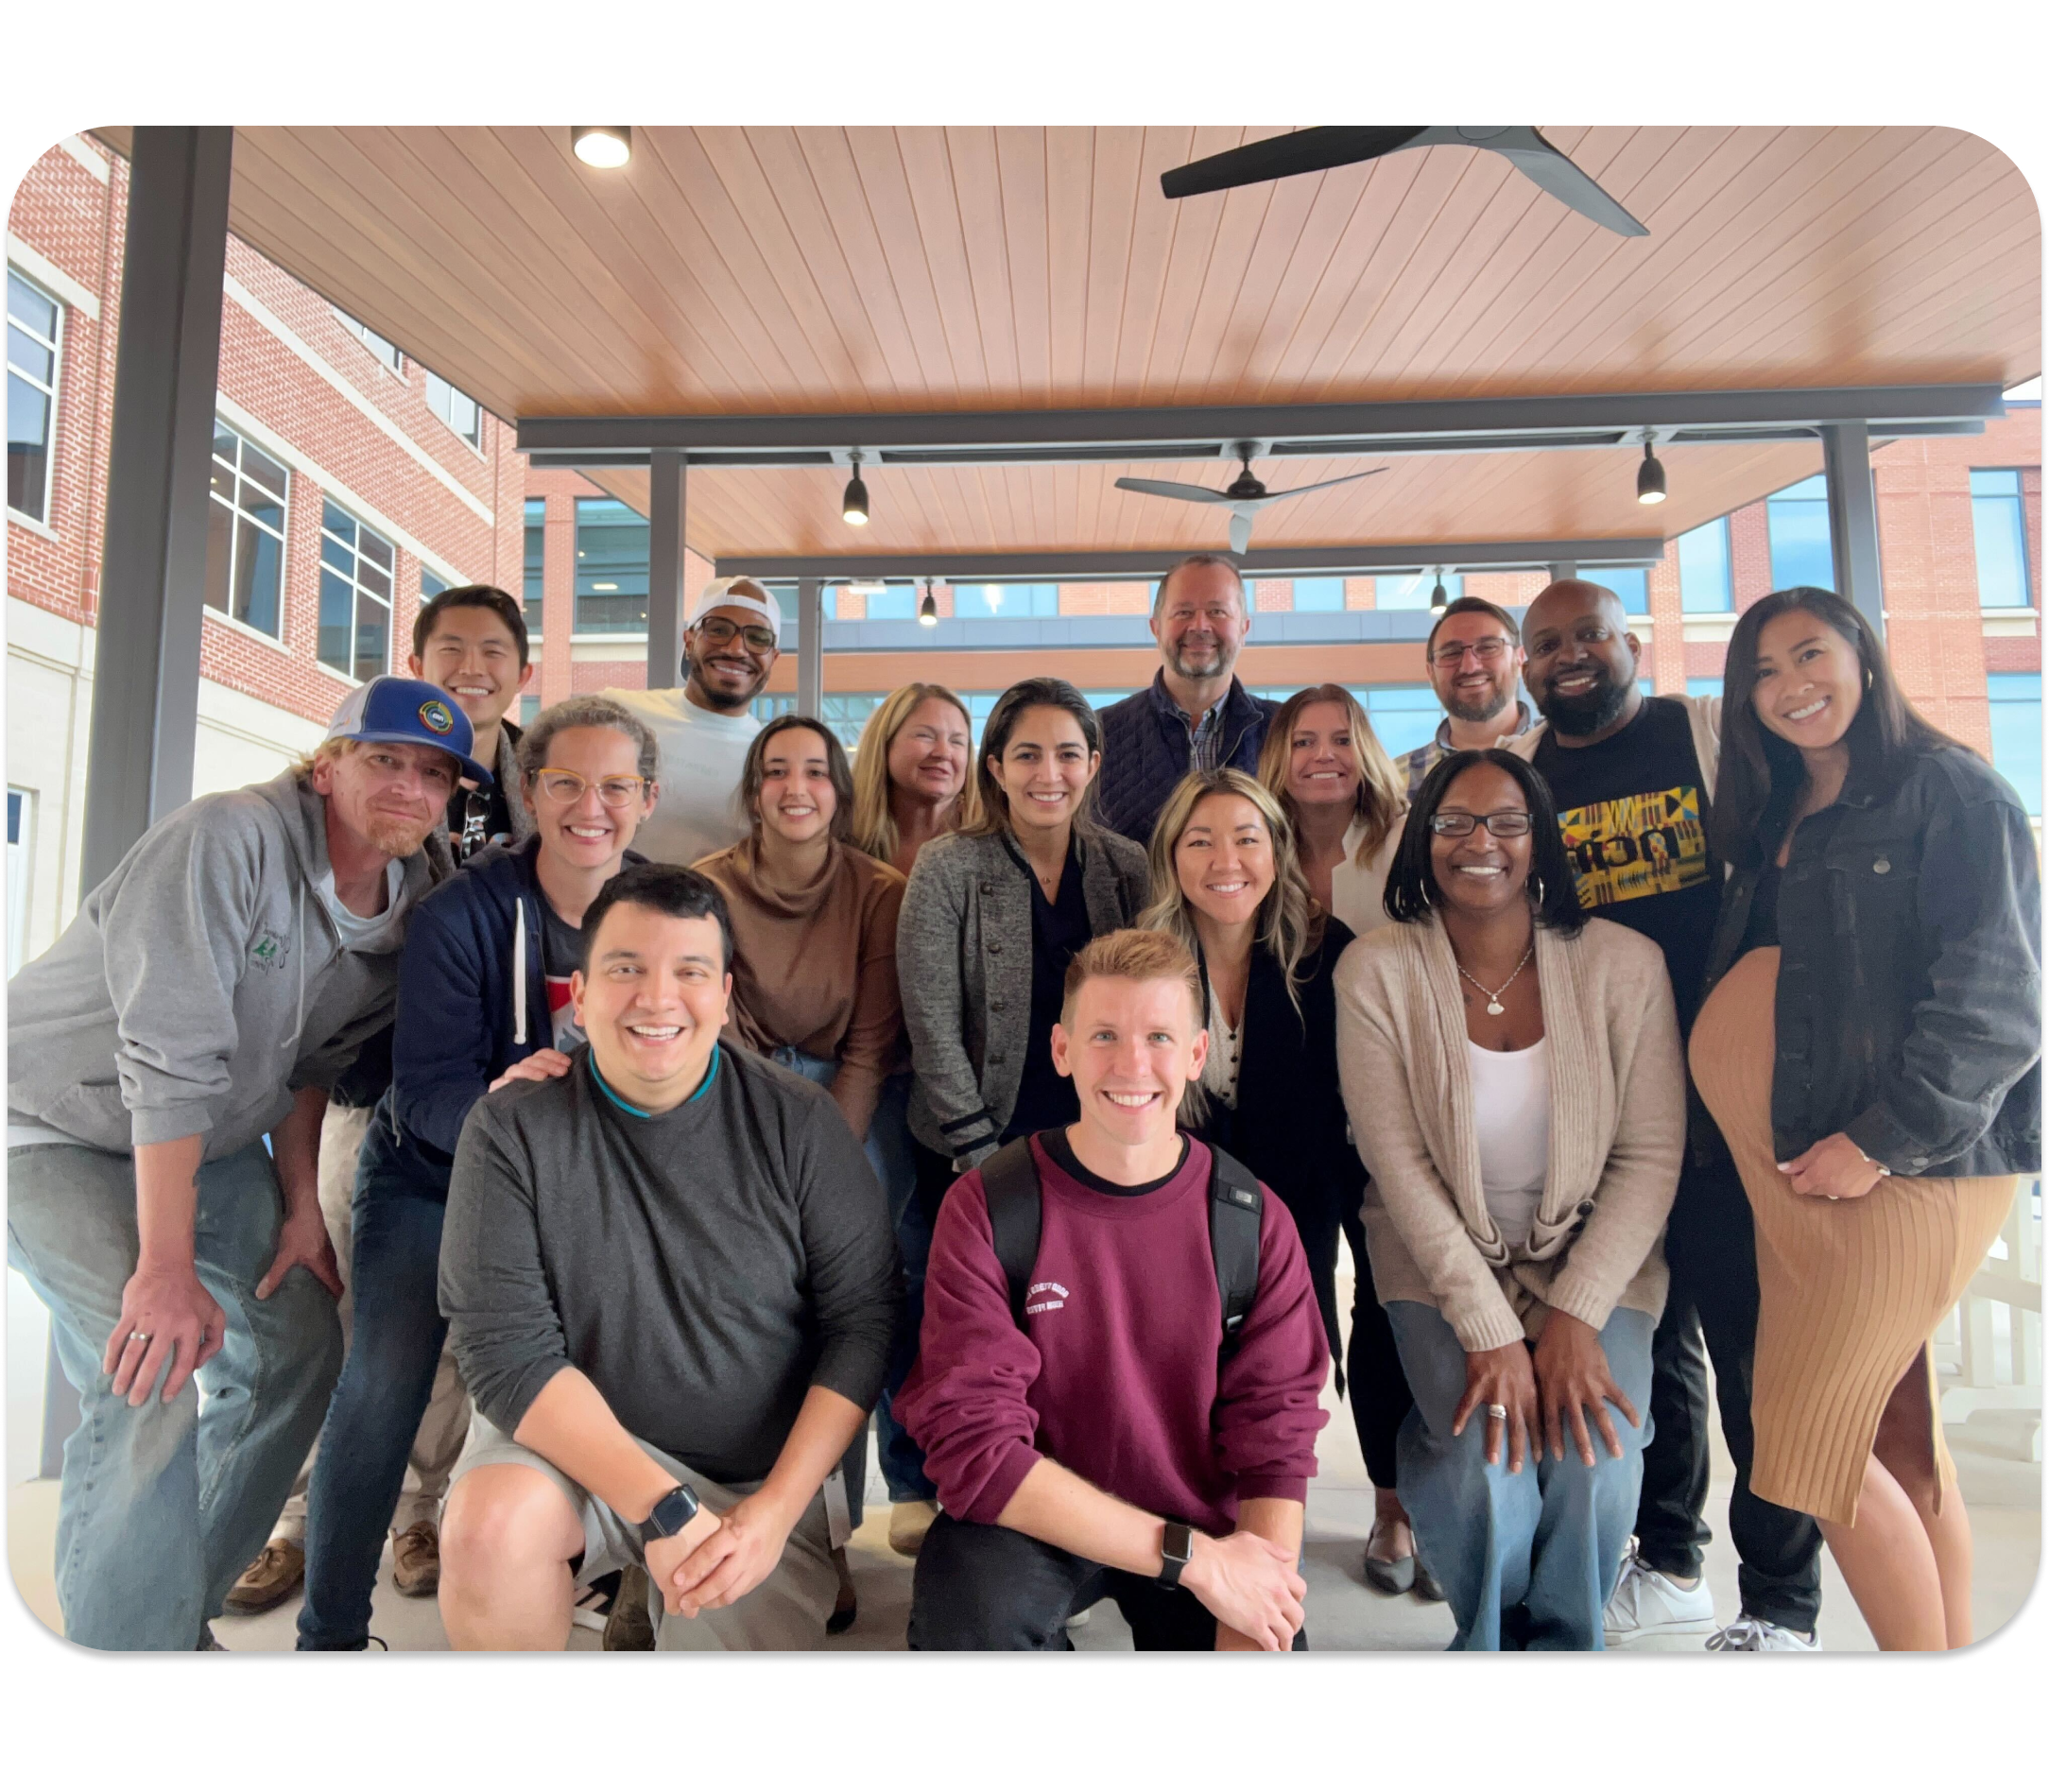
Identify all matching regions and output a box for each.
[127,1331,152,1345]
[1487,1402,1509,1420]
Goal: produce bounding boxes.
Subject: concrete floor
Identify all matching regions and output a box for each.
[9,1282,2040,1653]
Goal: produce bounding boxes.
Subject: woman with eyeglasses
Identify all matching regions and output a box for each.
[1334,749,1686,1650]
[1692,587,2038,1651]
[690,713,913,1629]
[296,698,660,1652]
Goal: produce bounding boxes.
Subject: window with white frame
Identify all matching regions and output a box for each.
[8,787,32,976]
[319,500,395,681]
[9,267,62,524]
[424,371,482,448]
[205,421,288,637]
[334,309,403,373]
[1971,470,2034,609]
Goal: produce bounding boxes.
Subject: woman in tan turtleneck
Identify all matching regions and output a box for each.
[692,713,906,1632]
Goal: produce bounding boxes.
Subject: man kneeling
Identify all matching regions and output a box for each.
[899,929,1330,1650]
[436,865,898,1649]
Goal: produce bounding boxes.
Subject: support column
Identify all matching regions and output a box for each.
[1821,422,1885,639]
[797,577,824,716]
[79,127,233,893]
[1547,560,1577,584]
[646,449,688,689]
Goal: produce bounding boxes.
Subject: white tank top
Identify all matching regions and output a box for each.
[1467,1037,1551,1252]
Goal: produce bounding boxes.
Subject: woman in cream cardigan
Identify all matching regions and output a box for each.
[1335,749,1686,1650]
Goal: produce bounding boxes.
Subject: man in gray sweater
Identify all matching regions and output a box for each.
[436,863,898,1651]
[7,676,485,1649]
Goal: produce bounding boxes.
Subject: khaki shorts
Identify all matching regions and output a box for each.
[450,1410,838,1651]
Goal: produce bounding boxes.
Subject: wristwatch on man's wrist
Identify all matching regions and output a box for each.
[640,1483,701,1545]
[1156,1521,1195,1590]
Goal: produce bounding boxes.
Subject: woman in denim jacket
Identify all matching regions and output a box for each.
[1692,585,2040,1652]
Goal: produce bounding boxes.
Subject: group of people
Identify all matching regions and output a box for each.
[7,551,2037,1655]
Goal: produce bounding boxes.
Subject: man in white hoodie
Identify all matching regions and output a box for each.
[7,676,482,1650]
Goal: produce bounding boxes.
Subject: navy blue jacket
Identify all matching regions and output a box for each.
[379,837,643,1197]
[1096,672,1278,849]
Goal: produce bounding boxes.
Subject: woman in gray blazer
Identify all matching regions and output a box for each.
[897,678,1149,1198]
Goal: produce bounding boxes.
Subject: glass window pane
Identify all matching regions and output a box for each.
[1768,495,1834,591]
[8,376,50,520]
[358,528,393,572]
[8,324,54,386]
[320,532,353,576]
[1987,674,2041,817]
[234,515,283,636]
[1972,492,2031,608]
[1602,568,1649,613]
[242,442,288,500]
[358,560,391,601]
[322,501,352,540]
[422,568,448,600]
[318,570,354,671]
[214,422,238,462]
[1678,518,1732,613]
[8,270,59,339]
[1364,684,1443,758]
[1294,577,1346,612]
[1780,475,1827,501]
[867,587,917,621]
[1376,573,1461,610]
[355,594,390,683]
[204,498,233,614]
[244,492,284,536]
[1686,677,1724,698]
[1970,469,2020,498]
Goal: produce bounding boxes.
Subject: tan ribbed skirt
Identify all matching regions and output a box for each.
[1689,948,2017,1525]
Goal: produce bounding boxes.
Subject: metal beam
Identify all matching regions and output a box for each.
[1821,422,1886,639]
[1548,561,1578,584]
[79,127,232,893]
[716,539,1667,584]
[520,385,2003,466]
[796,577,823,716]
[646,449,687,688]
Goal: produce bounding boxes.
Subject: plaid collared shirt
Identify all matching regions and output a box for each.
[1397,699,1535,797]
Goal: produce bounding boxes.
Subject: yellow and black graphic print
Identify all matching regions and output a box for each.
[1557,785,1708,907]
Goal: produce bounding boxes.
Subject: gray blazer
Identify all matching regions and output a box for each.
[898,824,1150,1163]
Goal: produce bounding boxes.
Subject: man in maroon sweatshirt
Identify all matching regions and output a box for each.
[897,928,1330,1650]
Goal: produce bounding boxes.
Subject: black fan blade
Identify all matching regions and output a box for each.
[1161,128,1428,199]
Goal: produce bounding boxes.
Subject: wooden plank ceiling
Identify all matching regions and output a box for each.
[95,125,2041,559]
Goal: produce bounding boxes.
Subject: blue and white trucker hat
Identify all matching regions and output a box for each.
[322,676,493,787]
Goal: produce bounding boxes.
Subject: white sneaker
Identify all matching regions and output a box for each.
[1706,1615,1821,1652]
[1603,1540,1718,1647]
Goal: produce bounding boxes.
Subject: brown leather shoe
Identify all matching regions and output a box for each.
[223,1540,304,1614]
[604,1564,657,1651]
[391,1521,440,1597]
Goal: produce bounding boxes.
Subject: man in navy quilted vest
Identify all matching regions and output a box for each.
[897,927,1328,1650]
[1095,555,1279,847]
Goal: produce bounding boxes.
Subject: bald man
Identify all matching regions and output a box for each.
[1507,578,1823,1653]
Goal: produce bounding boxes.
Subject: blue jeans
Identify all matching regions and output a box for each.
[298,1116,449,1649]
[8,1139,343,1650]
[769,1049,927,1525]
[1386,1300,1654,1651]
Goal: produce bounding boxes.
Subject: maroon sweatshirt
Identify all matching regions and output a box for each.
[896,1131,1330,1534]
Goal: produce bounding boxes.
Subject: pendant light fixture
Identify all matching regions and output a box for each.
[1636,437,1667,505]
[842,452,870,526]
[1429,569,1450,612]
[919,578,938,626]
[571,127,631,169]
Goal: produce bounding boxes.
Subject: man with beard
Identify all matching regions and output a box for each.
[1395,596,1535,798]
[1096,555,1277,846]
[603,577,780,867]
[7,678,481,1649]
[1508,578,1825,1653]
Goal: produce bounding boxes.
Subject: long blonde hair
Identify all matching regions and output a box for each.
[1257,683,1406,868]
[1138,768,1320,1019]
[849,682,981,863]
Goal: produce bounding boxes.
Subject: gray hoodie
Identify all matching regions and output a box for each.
[8,769,434,1160]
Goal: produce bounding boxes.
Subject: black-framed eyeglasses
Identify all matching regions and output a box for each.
[1428,810,1533,838]
[694,617,778,653]
[1428,635,1514,668]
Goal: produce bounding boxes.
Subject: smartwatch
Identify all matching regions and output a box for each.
[640,1483,702,1545]
[1156,1521,1195,1590]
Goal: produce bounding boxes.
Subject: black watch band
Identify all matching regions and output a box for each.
[1156,1521,1195,1590]
[639,1483,701,1544]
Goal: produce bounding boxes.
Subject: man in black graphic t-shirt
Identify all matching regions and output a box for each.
[1511,580,1824,1653]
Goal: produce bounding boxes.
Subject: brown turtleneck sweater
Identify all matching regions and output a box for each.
[691,836,907,1142]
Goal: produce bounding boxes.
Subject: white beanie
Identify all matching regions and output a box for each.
[687,576,783,646]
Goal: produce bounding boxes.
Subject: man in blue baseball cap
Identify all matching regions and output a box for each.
[7,677,477,1650]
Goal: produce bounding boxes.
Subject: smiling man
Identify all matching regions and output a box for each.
[8,677,478,1649]
[408,584,537,864]
[898,928,1329,1651]
[1096,555,1278,847]
[434,863,898,1650]
[1508,578,1825,1654]
[604,577,781,868]
[1397,595,1535,798]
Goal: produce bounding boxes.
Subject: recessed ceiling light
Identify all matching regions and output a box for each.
[572,127,631,169]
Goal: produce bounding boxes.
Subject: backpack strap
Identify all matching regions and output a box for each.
[978,1137,1042,1328]
[1205,1145,1264,1356]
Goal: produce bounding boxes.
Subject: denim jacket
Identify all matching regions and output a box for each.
[1700,745,2040,1178]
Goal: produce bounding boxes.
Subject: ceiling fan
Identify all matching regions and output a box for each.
[1161,127,1649,238]
[1115,446,1386,554]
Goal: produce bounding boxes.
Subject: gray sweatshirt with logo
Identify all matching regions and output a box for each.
[8,769,434,1159]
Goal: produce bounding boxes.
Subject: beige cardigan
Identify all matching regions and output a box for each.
[1334,912,1685,1351]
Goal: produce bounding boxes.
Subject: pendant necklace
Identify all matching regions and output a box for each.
[1454,942,1534,1016]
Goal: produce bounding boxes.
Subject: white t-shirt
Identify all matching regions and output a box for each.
[599,687,760,869]
[1467,1036,1551,1252]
